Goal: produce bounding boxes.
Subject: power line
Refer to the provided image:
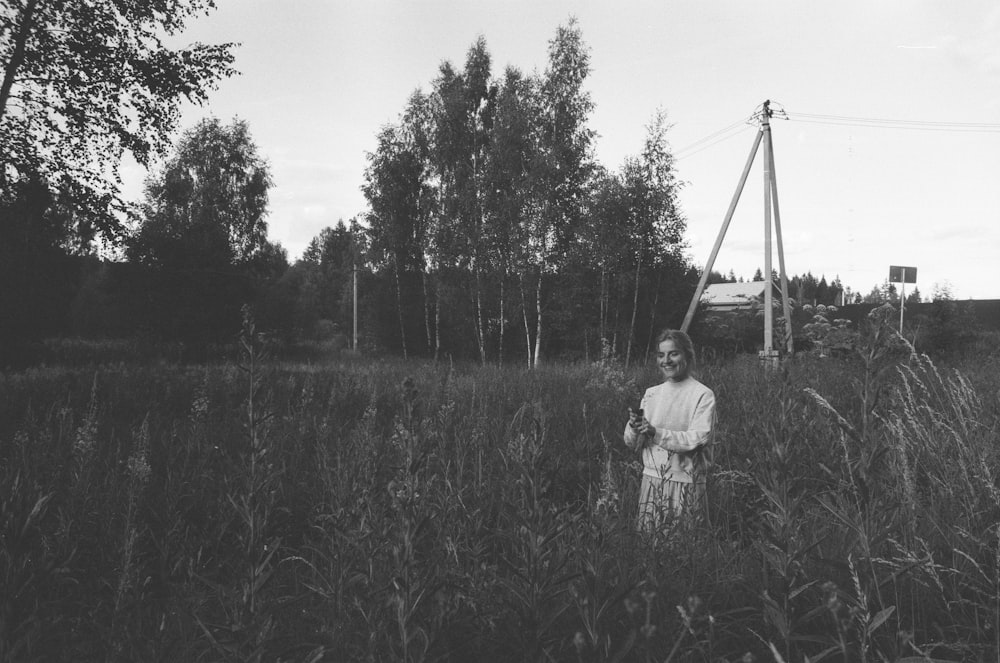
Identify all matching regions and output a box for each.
[675,117,749,153]
[787,111,1000,133]
[791,111,999,128]
[675,117,755,160]
[676,125,755,161]
[670,105,1000,164]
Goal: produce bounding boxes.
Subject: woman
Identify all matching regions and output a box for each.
[624,329,716,530]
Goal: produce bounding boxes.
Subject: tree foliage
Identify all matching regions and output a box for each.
[129,117,271,269]
[358,21,693,364]
[287,218,364,336]
[0,0,236,239]
[0,177,85,360]
[122,116,278,346]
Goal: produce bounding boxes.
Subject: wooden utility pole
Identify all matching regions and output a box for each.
[352,262,358,351]
[681,100,794,362]
[762,105,775,357]
[768,113,795,355]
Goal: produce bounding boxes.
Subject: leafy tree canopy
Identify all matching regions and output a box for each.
[0,0,236,241]
[128,117,271,271]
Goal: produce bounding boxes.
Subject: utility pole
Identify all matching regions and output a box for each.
[768,106,795,356]
[352,262,358,351]
[762,103,774,358]
[681,100,794,364]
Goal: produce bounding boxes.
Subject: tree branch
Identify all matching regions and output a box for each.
[0,0,38,125]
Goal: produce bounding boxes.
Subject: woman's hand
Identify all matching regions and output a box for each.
[627,407,643,430]
[628,408,655,440]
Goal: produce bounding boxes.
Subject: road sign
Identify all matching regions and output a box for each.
[889,265,917,283]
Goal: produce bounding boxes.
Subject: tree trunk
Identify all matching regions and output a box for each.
[393,255,408,359]
[646,267,662,356]
[612,275,623,357]
[473,142,489,365]
[498,272,506,365]
[519,272,533,368]
[626,250,641,365]
[0,0,37,125]
[533,267,544,368]
[422,267,433,357]
[599,260,607,347]
[434,291,442,361]
[475,267,486,364]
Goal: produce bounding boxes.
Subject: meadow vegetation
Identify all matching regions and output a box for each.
[2,307,999,662]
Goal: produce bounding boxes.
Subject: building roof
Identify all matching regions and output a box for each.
[702,281,768,307]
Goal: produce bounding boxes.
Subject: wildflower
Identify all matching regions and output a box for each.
[299,376,315,410]
[594,454,619,516]
[361,400,378,425]
[127,416,152,486]
[190,372,210,420]
[401,376,420,417]
[126,453,151,485]
[821,581,841,611]
[505,433,529,464]
[73,416,98,463]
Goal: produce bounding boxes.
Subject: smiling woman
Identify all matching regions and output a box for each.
[624,329,716,531]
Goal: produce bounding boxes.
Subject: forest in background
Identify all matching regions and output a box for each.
[0,13,982,369]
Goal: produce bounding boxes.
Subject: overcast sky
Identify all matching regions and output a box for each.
[120,0,1000,300]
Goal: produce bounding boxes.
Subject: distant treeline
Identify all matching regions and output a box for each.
[2,18,988,368]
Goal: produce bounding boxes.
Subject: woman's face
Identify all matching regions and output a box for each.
[656,339,689,382]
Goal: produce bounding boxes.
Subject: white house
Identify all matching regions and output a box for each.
[701,281,779,312]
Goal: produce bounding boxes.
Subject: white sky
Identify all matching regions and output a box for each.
[120,0,1000,300]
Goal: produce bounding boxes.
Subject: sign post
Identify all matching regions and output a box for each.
[889,265,917,333]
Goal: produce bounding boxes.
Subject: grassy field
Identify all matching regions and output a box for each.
[2,317,999,662]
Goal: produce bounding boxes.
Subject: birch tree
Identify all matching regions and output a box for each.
[623,110,685,363]
[484,66,536,365]
[522,18,595,366]
[363,124,427,358]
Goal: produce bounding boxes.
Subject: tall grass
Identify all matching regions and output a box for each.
[0,317,997,661]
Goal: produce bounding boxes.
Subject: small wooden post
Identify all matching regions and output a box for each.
[353,262,358,351]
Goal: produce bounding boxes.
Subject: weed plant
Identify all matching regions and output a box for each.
[1,308,998,661]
